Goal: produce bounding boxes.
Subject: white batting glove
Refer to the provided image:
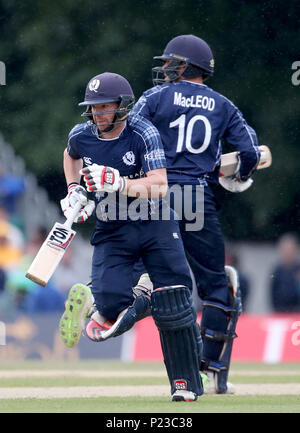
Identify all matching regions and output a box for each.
[60,183,95,223]
[80,164,126,193]
[219,176,253,193]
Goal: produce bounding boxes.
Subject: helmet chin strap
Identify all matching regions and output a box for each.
[93,113,128,139]
[99,113,118,134]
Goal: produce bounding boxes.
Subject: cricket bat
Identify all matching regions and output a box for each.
[25,201,82,287]
[219,145,272,177]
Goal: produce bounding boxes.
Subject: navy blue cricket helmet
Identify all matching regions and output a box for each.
[152,34,214,85]
[79,72,135,125]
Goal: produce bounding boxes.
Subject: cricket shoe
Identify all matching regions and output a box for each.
[172,390,198,402]
[59,283,93,348]
[85,312,117,342]
[201,372,235,394]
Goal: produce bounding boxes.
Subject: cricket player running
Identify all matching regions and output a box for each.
[59,72,204,401]
[131,35,261,394]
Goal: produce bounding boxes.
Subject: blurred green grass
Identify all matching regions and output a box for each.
[0,361,300,413]
[1,395,300,413]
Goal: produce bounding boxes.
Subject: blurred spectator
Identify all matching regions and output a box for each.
[53,246,87,295]
[0,165,25,214]
[0,221,22,270]
[0,267,6,292]
[269,233,300,313]
[225,249,250,312]
[0,280,17,318]
[0,206,25,249]
[5,268,36,311]
[0,226,65,315]
[5,268,65,313]
[23,281,65,313]
[17,228,65,312]
[23,225,48,263]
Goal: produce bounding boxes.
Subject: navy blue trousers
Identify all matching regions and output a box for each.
[91,219,192,321]
[171,183,231,363]
[133,183,231,363]
[176,183,229,305]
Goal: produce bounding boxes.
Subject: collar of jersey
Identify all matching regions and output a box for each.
[180,80,208,88]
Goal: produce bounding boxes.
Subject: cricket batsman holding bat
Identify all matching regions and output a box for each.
[59,72,205,402]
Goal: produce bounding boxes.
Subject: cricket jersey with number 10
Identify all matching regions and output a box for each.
[131,80,260,185]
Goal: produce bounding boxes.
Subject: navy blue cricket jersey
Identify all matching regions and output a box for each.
[67,113,167,225]
[131,81,260,185]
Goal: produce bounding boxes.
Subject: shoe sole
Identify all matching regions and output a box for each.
[172,395,198,402]
[172,390,198,402]
[59,284,92,348]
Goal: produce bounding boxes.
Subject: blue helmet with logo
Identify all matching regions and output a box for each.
[79,72,135,124]
[152,34,214,85]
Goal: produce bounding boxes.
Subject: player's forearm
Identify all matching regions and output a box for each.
[123,169,168,198]
[63,149,83,186]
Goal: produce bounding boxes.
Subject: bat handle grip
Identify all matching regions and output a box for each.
[64,201,82,229]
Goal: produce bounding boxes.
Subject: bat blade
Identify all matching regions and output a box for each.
[219,145,272,177]
[25,222,76,287]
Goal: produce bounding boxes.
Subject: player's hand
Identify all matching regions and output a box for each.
[80,164,126,193]
[60,183,95,222]
[219,176,253,193]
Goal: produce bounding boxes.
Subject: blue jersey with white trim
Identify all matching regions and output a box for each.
[67,113,167,224]
[131,81,260,185]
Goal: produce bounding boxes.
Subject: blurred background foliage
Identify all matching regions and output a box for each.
[0,0,299,240]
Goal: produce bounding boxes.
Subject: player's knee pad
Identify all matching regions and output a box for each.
[201,266,242,393]
[200,301,238,366]
[151,285,203,397]
[200,301,237,370]
[212,266,242,393]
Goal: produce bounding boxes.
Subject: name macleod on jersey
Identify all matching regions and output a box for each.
[173,92,215,111]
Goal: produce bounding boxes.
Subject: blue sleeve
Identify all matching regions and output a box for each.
[131,87,160,121]
[129,114,167,173]
[67,125,82,159]
[131,95,152,121]
[223,103,260,180]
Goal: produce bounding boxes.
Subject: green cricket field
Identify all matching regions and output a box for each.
[0,361,299,413]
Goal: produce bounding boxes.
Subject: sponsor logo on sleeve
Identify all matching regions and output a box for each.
[144,150,165,161]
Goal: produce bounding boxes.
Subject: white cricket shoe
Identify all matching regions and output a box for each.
[201,372,235,394]
[172,390,198,402]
